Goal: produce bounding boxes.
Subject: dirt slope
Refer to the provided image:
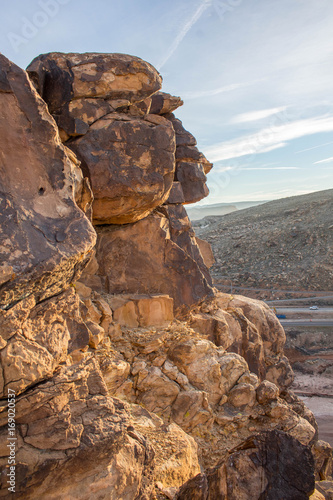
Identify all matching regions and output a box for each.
[195,189,333,291]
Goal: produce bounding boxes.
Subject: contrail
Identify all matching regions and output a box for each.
[157,0,212,71]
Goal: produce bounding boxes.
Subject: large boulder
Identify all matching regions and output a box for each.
[0,54,96,310]
[27,52,162,113]
[69,113,176,224]
[85,209,214,312]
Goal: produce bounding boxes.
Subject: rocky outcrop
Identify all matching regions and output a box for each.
[0,51,331,499]
[176,430,315,500]
[0,54,96,310]
[69,113,176,224]
[81,209,214,312]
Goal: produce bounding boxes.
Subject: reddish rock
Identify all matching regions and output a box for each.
[0,54,96,309]
[166,182,185,204]
[69,113,176,224]
[150,91,183,115]
[93,211,214,312]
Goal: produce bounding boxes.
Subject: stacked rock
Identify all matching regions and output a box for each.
[27,52,215,311]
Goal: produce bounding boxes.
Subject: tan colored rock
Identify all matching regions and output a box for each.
[227,383,256,408]
[0,358,156,499]
[316,481,333,500]
[195,237,215,268]
[216,293,294,388]
[0,289,90,397]
[136,366,180,417]
[256,380,280,404]
[130,404,201,493]
[27,52,162,111]
[310,489,326,500]
[107,294,174,327]
[0,54,96,310]
[94,212,214,311]
[69,113,176,224]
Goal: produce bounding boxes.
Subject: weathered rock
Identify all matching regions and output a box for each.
[69,113,176,224]
[27,52,162,113]
[107,294,174,328]
[150,92,183,115]
[165,113,212,203]
[0,358,156,499]
[0,54,96,310]
[316,481,333,500]
[256,380,280,404]
[0,288,92,397]
[216,293,294,389]
[196,237,215,268]
[92,211,214,311]
[166,182,185,204]
[176,161,209,204]
[176,431,315,500]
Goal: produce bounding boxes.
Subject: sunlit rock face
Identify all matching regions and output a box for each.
[0,54,96,311]
[0,51,328,499]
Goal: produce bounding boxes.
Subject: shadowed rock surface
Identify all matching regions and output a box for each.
[176,430,315,500]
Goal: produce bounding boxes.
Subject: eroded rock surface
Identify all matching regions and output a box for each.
[176,430,315,500]
[0,51,329,499]
[0,54,96,310]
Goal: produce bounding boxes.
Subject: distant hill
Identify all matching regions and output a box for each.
[187,200,268,221]
[195,189,333,291]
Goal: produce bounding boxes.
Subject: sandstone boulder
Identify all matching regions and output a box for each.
[0,288,92,397]
[69,113,176,224]
[27,52,162,113]
[90,210,214,311]
[0,54,96,310]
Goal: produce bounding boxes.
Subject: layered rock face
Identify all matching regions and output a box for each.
[0,52,331,499]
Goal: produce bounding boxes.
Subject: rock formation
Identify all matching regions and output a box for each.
[0,51,331,499]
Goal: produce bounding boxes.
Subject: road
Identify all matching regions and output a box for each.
[280,319,333,327]
[275,308,333,314]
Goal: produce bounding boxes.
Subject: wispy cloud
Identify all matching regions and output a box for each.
[314,156,333,164]
[204,115,333,162]
[157,0,212,71]
[215,164,300,172]
[295,141,333,154]
[231,106,287,124]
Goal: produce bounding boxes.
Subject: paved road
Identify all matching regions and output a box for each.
[280,320,333,327]
[275,308,333,314]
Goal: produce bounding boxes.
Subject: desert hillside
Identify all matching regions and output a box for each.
[195,189,333,292]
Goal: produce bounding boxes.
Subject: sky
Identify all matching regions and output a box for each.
[1,0,333,204]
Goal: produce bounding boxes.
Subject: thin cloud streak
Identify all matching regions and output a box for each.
[314,156,333,164]
[295,141,333,154]
[215,165,300,172]
[157,0,211,70]
[231,106,287,124]
[204,116,333,162]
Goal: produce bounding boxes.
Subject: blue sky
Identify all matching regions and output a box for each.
[1,0,333,203]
